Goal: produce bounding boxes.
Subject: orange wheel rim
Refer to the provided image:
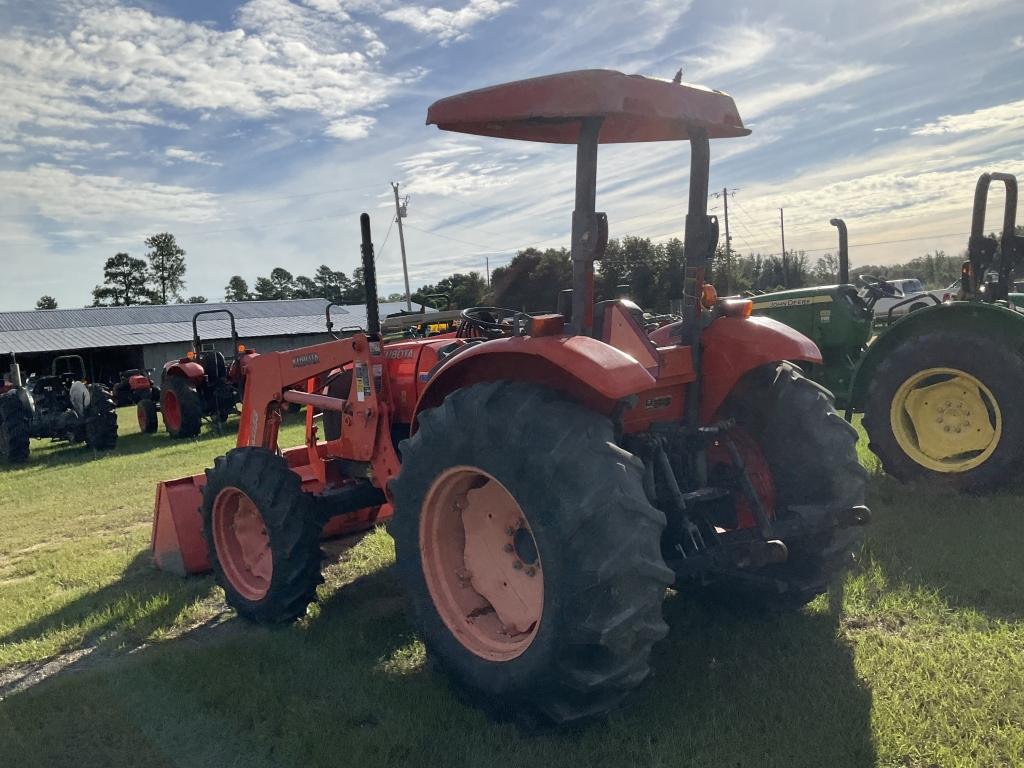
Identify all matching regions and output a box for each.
[212,487,272,601]
[163,390,181,431]
[420,466,543,661]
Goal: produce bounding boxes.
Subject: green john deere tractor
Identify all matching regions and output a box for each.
[749,172,1024,491]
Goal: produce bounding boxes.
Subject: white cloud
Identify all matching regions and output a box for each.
[683,24,778,82]
[164,147,222,166]
[741,64,888,119]
[0,165,221,224]
[1013,35,1024,49]
[912,99,1024,136]
[398,143,520,195]
[325,115,377,140]
[0,1,420,147]
[383,0,514,45]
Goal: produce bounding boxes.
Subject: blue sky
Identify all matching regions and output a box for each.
[1,0,1022,309]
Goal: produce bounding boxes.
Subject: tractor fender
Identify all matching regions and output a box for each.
[698,315,823,421]
[411,334,657,429]
[163,360,205,384]
[848,301,1024,411]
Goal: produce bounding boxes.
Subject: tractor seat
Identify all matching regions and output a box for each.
[591,299,646,340]
[200,350,228,382]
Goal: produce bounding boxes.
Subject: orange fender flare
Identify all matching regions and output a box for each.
[697,315,822,421]
[411,335,657,429]
[163,360,205,382]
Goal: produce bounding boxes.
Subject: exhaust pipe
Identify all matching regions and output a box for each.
[360,213,380,337]
[830,218,849,285]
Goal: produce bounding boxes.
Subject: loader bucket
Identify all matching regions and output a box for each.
[152,474,209,576]
[151,444,390,576]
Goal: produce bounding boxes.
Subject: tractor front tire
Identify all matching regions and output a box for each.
[706,363,867,610]
[161,376,203,438]
[201,447,323,623]
[391,381,673,725]
[0,393,30,464]
[84,385,118,451]
[137,397,158,434]
[863,331,1024,491]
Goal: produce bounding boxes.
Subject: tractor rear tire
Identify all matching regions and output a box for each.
[0,393,30,464]
[704,363,867,610]
[161,376,203,438]
[863,331,1024,491]
[137,397,158,434]
[201,447,323,623]
[391,381,673,725]
[84,385,118,451]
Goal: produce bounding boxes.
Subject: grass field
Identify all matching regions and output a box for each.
[1,408,1023,768]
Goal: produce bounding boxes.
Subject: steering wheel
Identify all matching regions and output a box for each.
[857,274,902,301]
[459,306,529,339]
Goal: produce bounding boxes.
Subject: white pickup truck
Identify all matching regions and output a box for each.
[858,277,936,322]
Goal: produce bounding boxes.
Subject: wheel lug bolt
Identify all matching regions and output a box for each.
[954,427,961,433]
[513,561,523,570]
[526,567,536,577]
[944,425,950,432]
[503,544,514,553]
[937,417,943,423]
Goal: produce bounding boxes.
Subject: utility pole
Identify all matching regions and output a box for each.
[711,188,736,293]
[486,255,490,287]
[391,181,412,311]
[779,207,788,288]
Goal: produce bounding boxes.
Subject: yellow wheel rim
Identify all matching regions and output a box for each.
[890,367,1001,473]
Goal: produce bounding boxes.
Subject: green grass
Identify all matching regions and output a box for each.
[1,410,1023,767]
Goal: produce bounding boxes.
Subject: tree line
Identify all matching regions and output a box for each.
[38,229,971,314]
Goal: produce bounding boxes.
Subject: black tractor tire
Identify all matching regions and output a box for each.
[161,376,203,438]
[321,370,352,442]
[137,397,158,434]
[863,331,1024,491]
[705,363,867,610]
[201,447,324,623]
[84,385,118,451]
[0,393,31,464]
[391,381,673,725]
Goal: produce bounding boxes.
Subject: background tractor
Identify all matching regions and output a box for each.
[138,310,257,437]
[0,353,117,464]
[151,70,868,725]
[111,368,159,407]
[749,173,1023,490]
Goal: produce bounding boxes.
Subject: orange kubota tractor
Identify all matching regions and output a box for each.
[152,70,869,724]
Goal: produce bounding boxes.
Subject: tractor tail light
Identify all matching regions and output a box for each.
[701,284,718,308]
[718,298,753,318]
[186,350,195,360]
[961,260,973,285]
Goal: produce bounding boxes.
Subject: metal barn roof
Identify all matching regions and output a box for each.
[0,299,422,354]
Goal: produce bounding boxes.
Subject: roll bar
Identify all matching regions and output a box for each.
[192,309,240,357]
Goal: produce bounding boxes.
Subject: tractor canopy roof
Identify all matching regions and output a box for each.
[426,69,750,144]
